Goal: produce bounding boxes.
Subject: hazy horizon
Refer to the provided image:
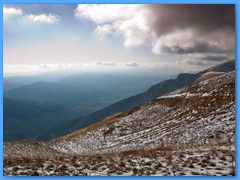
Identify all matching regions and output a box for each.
[3,4,236,176]
[3,4,235,77]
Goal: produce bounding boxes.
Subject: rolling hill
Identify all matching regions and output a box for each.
[38,60,235,140]
[3,98,81,141]
[4,62,235,176]
[52,70,234,154]
[4,74,165,116]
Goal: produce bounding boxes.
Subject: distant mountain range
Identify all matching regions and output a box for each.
[37,73,199,140]
[50,66,234,155]
[4,60,235,176]
[37,60,235,141]
[4,74,166,116]
[3,74,169,141]
[3,97,81,141]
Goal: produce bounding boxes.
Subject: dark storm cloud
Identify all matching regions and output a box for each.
[74,4,235,58]
[181,54,232,66]
[201,55,230,61]
[148,4,235,57]
[148,4,235,37]
[160,41,232,54]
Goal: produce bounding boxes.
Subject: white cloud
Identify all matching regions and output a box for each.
[74,4,234,58]
[3,62,160,73]
[3,6,60,24]
[93,61,116,66]
[124,61,140,67]
[26,14,59,24]
[93,24,113,39]
[75,4,138,24]
[149,63,168,68]
[151,28,234,55]
[3,7,23,19]
[75,4,151,47]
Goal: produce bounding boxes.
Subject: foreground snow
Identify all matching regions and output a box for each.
[3,71,235,176]
[4,142,235,176]
[51,71,235,155]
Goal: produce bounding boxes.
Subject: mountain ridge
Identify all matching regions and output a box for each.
[3,97,81,141]
[4,74,166,116]
[50,69,235,154]
[38,60,235,141]
[4,61,235,176]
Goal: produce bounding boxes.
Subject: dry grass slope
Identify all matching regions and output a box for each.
[4,70,235,176]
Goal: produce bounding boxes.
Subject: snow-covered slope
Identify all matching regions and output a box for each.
[50,71,235,155]
[4,70,235,176]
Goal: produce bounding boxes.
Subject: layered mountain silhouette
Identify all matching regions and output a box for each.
[51,68,234,155]
[4,74,167,141]
[4,74,164,116]
[4,60,235,176]
[3,60,234,141]
[3,97,81,141]
[37,60,235,140]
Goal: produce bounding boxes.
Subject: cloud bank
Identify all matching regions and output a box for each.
[75,4,234,57]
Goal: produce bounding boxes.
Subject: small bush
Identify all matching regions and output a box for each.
[209,162,216,167]
[220,156,227,161]
[191,172,201,175]
[202,159,210,164]
[189,164,194,168]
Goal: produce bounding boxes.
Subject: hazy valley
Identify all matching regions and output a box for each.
[4,73,168,141]
[3,61,235,176]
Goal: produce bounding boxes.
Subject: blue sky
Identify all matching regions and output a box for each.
[3,4,235,76]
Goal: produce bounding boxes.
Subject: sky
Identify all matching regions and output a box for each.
[3,4,235,77]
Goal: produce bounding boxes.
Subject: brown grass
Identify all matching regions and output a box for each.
[58,113,124,141]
